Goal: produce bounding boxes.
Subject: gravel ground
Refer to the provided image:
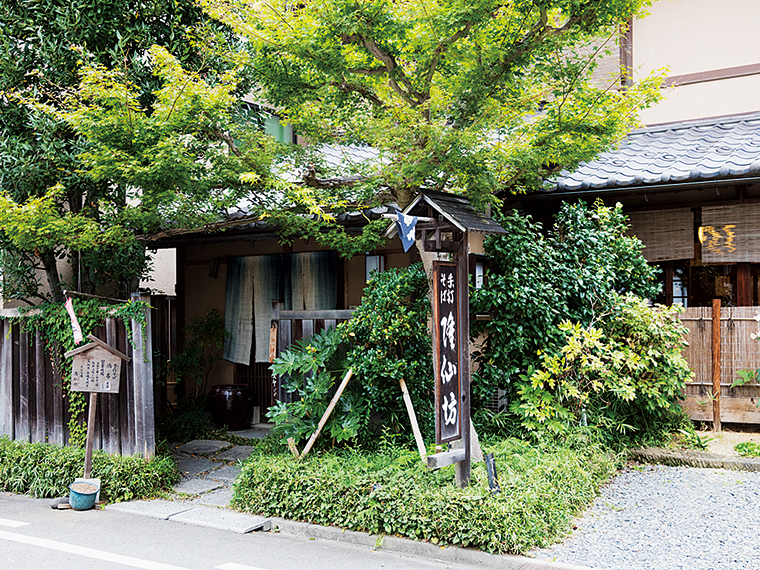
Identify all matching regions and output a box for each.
[529,463,760,570]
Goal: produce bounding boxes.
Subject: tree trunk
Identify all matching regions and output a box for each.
[43,252,64,303]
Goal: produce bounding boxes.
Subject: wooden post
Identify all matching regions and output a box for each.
[83,392,98,478]
[0,320,12,438]
[711,298,722,432]
[399,378,427,462]
[33,330,46,443]
[18,330,30,443]
[299,368,354,459]
[455,244,471,488]
[737,263,752,306]
[131,292,155,459]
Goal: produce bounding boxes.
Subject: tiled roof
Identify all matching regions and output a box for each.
[548,111,760,193]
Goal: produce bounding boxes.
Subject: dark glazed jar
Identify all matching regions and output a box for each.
[207,384,253,431]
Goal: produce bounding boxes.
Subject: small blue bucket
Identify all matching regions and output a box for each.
[69,482,99,511]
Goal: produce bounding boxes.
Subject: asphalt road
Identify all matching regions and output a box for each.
[0,493,504,570]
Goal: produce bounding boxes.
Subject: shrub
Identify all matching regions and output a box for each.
[512,295,693,442]
[471,201,665,439]
[232,436,616,554]
[267,263,433,449]
[0,437,178,502]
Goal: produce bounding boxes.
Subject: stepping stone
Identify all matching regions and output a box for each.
[206,465,241,482]
[193,488,234,507]
[174,479,223,495]
[176,439,230,455]
[216,445,257,462]
[177,456,218,478]
[106,500,193,520]
[169,506,271,533]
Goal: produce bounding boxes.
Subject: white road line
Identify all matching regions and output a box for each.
[0,529,193,570]
[216,564,269,570]
[0,517,29,528]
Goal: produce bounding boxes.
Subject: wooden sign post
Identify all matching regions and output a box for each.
[382,190,506,488]
[65,334,130,478]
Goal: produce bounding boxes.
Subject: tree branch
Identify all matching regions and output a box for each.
[301,164,367,189]
[331,80,388,108]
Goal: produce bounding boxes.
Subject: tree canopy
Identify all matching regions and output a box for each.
[0,0,664,304]
[203,0,663,208]
[0,0,255,301]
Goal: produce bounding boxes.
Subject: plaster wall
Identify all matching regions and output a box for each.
[141,249,176,295]
[634,0,760,125]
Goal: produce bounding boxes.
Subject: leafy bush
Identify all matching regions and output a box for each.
[267,327,366,444]
[267,263,433,449]
[512,295,693,442]
[232,435,616,554]
[0,437,178,502]
[471,201,668,440]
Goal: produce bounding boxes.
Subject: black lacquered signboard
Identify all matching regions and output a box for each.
[433,261,461,443]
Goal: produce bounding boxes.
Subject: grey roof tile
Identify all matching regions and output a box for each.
[546,112,760,193]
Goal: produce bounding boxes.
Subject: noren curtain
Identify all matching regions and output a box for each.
[223,251,338,364]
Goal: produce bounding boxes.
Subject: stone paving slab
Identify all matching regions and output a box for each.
[193,488,234,507]
[173,479,223,495]
[176,439,230,455]
[215,445,257,462]
[169,506,271,533]
[106,500,193,520]
[177,456,219,477]
[205,465,241,482]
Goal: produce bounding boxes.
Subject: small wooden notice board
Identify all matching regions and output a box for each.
[65,335,129,394]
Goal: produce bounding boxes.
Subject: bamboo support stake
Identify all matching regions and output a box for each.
[712,298,722,432]
[299,368,354,459]
[399,378,427,462]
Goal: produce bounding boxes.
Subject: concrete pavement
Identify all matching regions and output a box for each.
[101,431,595,570]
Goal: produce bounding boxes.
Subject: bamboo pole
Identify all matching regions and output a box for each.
[299,368,354,459]
[399,378,427,462]
[712,298,722,432]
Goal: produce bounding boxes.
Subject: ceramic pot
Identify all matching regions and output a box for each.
[207,384,253,431]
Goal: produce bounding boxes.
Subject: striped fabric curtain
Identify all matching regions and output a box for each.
[224,251,338,364]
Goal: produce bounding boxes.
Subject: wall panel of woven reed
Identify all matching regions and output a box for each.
[627,208,694,262]
[680,306,760,398]
[701,202,760,263]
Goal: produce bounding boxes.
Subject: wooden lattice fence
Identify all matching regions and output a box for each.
[680,306,760,425]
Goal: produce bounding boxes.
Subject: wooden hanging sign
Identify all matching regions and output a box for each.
[64,334,130,394]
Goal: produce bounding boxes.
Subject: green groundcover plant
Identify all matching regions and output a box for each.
[232,432,616,555]
[0,437,178,502]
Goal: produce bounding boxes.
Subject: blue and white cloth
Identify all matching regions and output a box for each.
[396,211,418,252]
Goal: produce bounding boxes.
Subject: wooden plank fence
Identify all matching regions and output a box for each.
[680,305,760,425]
[0,293,160,457]
[269,303,354,404]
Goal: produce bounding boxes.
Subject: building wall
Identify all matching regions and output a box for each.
[634,0,760,125]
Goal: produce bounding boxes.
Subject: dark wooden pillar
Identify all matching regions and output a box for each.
[664,261,674,306]
[737,263,752,306]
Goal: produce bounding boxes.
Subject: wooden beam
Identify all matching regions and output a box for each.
[399,378,427,462]
[712,298,722,432]
[426,449,465,469]
[299,368,354,459]
[83,392,98,478]
[278,310,355,320]
[131,293,155,459]
[0,320,12,438]
[737,263,752,306]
